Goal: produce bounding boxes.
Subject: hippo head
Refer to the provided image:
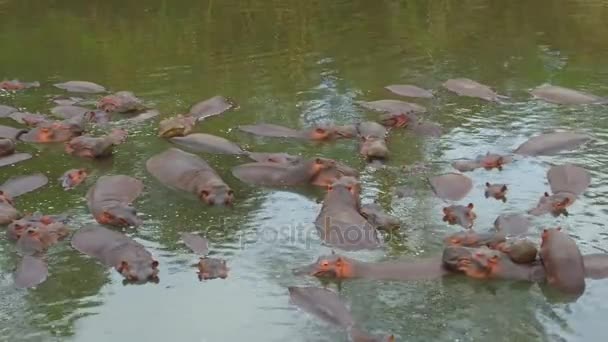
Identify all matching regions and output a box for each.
[528,192,572,217]
[0,138,16,155]
[158,115,196,138]
[198,184,234,206]
[457,247,500,279]
[540,227,562,248]
[0,80,25,91]
[328,176,360,198]
[97,95,120,112]
[359,137,389,160]
[442,203,476,228]
[61,169,88,190]
[442,246,475,272]
[332,125,357,139]
[444,230,481,247]
[379,111,417,128]
[0,190,14,206]
[478,153,510,170]
[116,259,159,284]
[36,126,55,142]
[17,226,45,253]
[7,219,31,241]
[309,157,337,176]
[197,257,229,280]
[484,183,508,202]
[99,204,142,227]
[292,253,355,279]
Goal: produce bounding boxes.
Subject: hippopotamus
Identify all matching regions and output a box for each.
[170,133,246,155]
[380,112,442,137]
[452,152,513,172]
[494,213,531,236]
[288,286,394,342]
[146,148,234,206]
[8,112,48,126]
[7,212,69,241]
[246,152,302,164]
[293,253,448,281]
[18,117,84,143]
[429,173,473,201]
[238,123,353,140]
[54,80,107,94]
[459,247,546,282]
[498,238,538,264]
[86,175,144,227]
[315,177,381,250]
[0,124,27,140]
[360,203,400,231]
[484,183,508,202]
[356,99,427,114]
[157,114,197,138]
[197,257,229,280]
[0,105,17,118]
[0,138,15,156]
[442,78,507,102]
[528,191,576,217]
[444,230,506,248]
[71,225,159,284]
[379,111,418,128]
[442,203,476,228]
[356,121,389,160]
[232,157,336,188]
[540,228,586,296]
[16,222,70,256]
[514,132,591,156]
[385,84,434,98]
[189,95,235,121]
[0,79,40,91]
[14,256,48,289]
[59,168,88,190]
[0,191,19,225]
[65,129,127,158]
[530,84,607,105]
[0,173,49,198]
[97,91,146,113]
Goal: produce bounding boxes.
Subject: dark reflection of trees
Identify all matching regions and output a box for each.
[0,0,606,339]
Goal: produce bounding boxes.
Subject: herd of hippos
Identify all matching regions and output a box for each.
[1,77,608,341]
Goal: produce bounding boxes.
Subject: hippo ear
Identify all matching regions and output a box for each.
[467,203,474,210]
[327,184,333,191]
[335,257,343,266]
[556,227,562,231]
[314,158,322,164]
[151,260,159,268]
[117,261,128,273]
[489,255,499,264]
[442,207,449,215]
[200,190,209,199]
[501,185,508,191]
[485,182,490,187]
[331,249,336,255]
[497,156,504,164]
[544,192,549,197]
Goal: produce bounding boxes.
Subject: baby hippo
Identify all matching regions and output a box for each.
[65,129,127,158]
[97,91,146,113]
[442,203,476,228]
[158,114,197,138]
[484,182,508,202]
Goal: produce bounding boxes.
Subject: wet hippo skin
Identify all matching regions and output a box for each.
[86,175,144,227]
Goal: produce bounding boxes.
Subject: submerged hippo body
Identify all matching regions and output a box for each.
[189,96,234,121]
[385,84,434,98]
[246,152,302,164]
[360,203,400,231]
[16,223,70,256]
[444,230,506,248]
[429,173,473,201]
[54,81,107,94]
[14,256,48,289]
[197,257,229,280]
[530,84,605,105]
[514,132,590,156]
[499,238,538,264]
[87,175,144,227]
[158,114,197,138]
[0,198,19,225]
[357,121,389,160]
[356,99,427,114]
[97,91,146,113]
[315,177,381,251]
[71,225,159,283]
[547,164,591,196]
[170,133,246,155]
[294,253,448,281]
[0,173,48,198]
[181,232,209,255]
[540,228,586,296]
[18,118,84,143]
[8,112,48,126]
[452,152,513,172]
[442,78,505,102]
[7,212,69,241]
[0,124,27,140]
[232,158,335,187]
[494,213,531,236]
[528,191,576,217]
[146,148,233,206]
[465,247,546,282]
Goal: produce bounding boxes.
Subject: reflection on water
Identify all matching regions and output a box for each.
[1,0,608,341]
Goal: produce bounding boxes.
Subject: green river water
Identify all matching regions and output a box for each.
[1,1,608,341]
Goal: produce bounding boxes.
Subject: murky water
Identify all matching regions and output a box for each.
[1,0,608,341]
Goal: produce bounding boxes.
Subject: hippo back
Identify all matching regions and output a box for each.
[146,148,219,193]
[540,229,585,295]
